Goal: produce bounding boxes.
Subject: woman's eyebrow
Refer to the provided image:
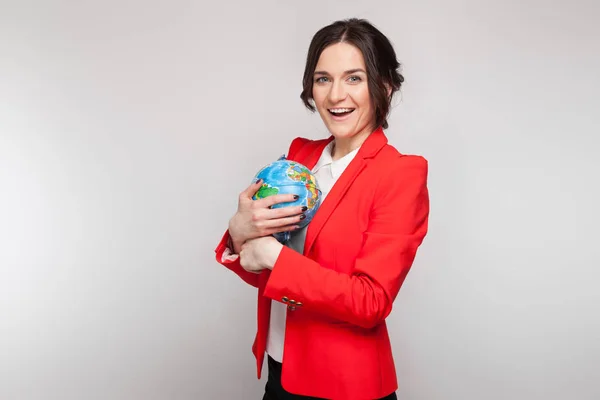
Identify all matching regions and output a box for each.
[314,68,367,75]
[344,68,367,74]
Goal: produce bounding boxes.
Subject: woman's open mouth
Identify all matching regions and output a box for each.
[328,108,355,121]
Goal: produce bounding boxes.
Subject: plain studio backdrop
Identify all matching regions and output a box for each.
[1,0,599,399]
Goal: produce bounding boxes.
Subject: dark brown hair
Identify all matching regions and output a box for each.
[300,18,404,130]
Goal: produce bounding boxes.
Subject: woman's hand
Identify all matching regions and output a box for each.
[239,236,283,273]
[228,179,306,253]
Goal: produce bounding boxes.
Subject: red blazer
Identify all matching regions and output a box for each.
[214,127,429,399]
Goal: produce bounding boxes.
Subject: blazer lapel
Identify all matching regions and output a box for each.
[302,128,388,256]
[289,137,333,168]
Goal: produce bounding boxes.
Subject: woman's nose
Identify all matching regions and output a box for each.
[328,81,347,103]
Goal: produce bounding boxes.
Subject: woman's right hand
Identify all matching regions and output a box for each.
[228,179,306,253]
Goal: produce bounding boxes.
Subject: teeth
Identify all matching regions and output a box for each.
[329,108,353,114]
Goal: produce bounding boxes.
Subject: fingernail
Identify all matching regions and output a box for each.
[255,178,262,184]
[301,206,308,212]
[293,195,299,200]
[299,214,306,220]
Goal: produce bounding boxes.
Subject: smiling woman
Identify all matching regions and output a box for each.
[215,18,429,400]
[300,19,404,159]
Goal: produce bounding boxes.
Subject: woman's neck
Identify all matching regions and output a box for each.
[331,127,373,160]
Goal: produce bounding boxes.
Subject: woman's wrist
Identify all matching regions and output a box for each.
[227,219,244,254]
[264,239,284,270]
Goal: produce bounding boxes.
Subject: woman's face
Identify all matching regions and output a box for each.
[312,42,375,142]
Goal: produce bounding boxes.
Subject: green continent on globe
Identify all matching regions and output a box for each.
[286,164,318,208]
[256,184,279,199]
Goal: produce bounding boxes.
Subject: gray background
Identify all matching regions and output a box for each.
[1,0,599,399]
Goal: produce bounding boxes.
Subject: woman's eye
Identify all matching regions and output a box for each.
[348,75,362,83]
[315,76,329,83]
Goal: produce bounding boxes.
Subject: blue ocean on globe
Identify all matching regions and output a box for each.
[252,155,322,243]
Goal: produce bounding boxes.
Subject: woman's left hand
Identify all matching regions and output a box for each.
[239,236,284,273]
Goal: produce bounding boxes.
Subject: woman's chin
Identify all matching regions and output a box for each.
[327,124,371,142]
[326,123,356,139]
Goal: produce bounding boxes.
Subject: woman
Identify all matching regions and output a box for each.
[215,18,429,400]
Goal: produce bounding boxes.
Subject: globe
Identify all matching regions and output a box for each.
[252,156,322,243]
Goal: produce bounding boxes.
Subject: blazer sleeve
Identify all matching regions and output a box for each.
[213,136,312,288]
[262,155,429,329]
